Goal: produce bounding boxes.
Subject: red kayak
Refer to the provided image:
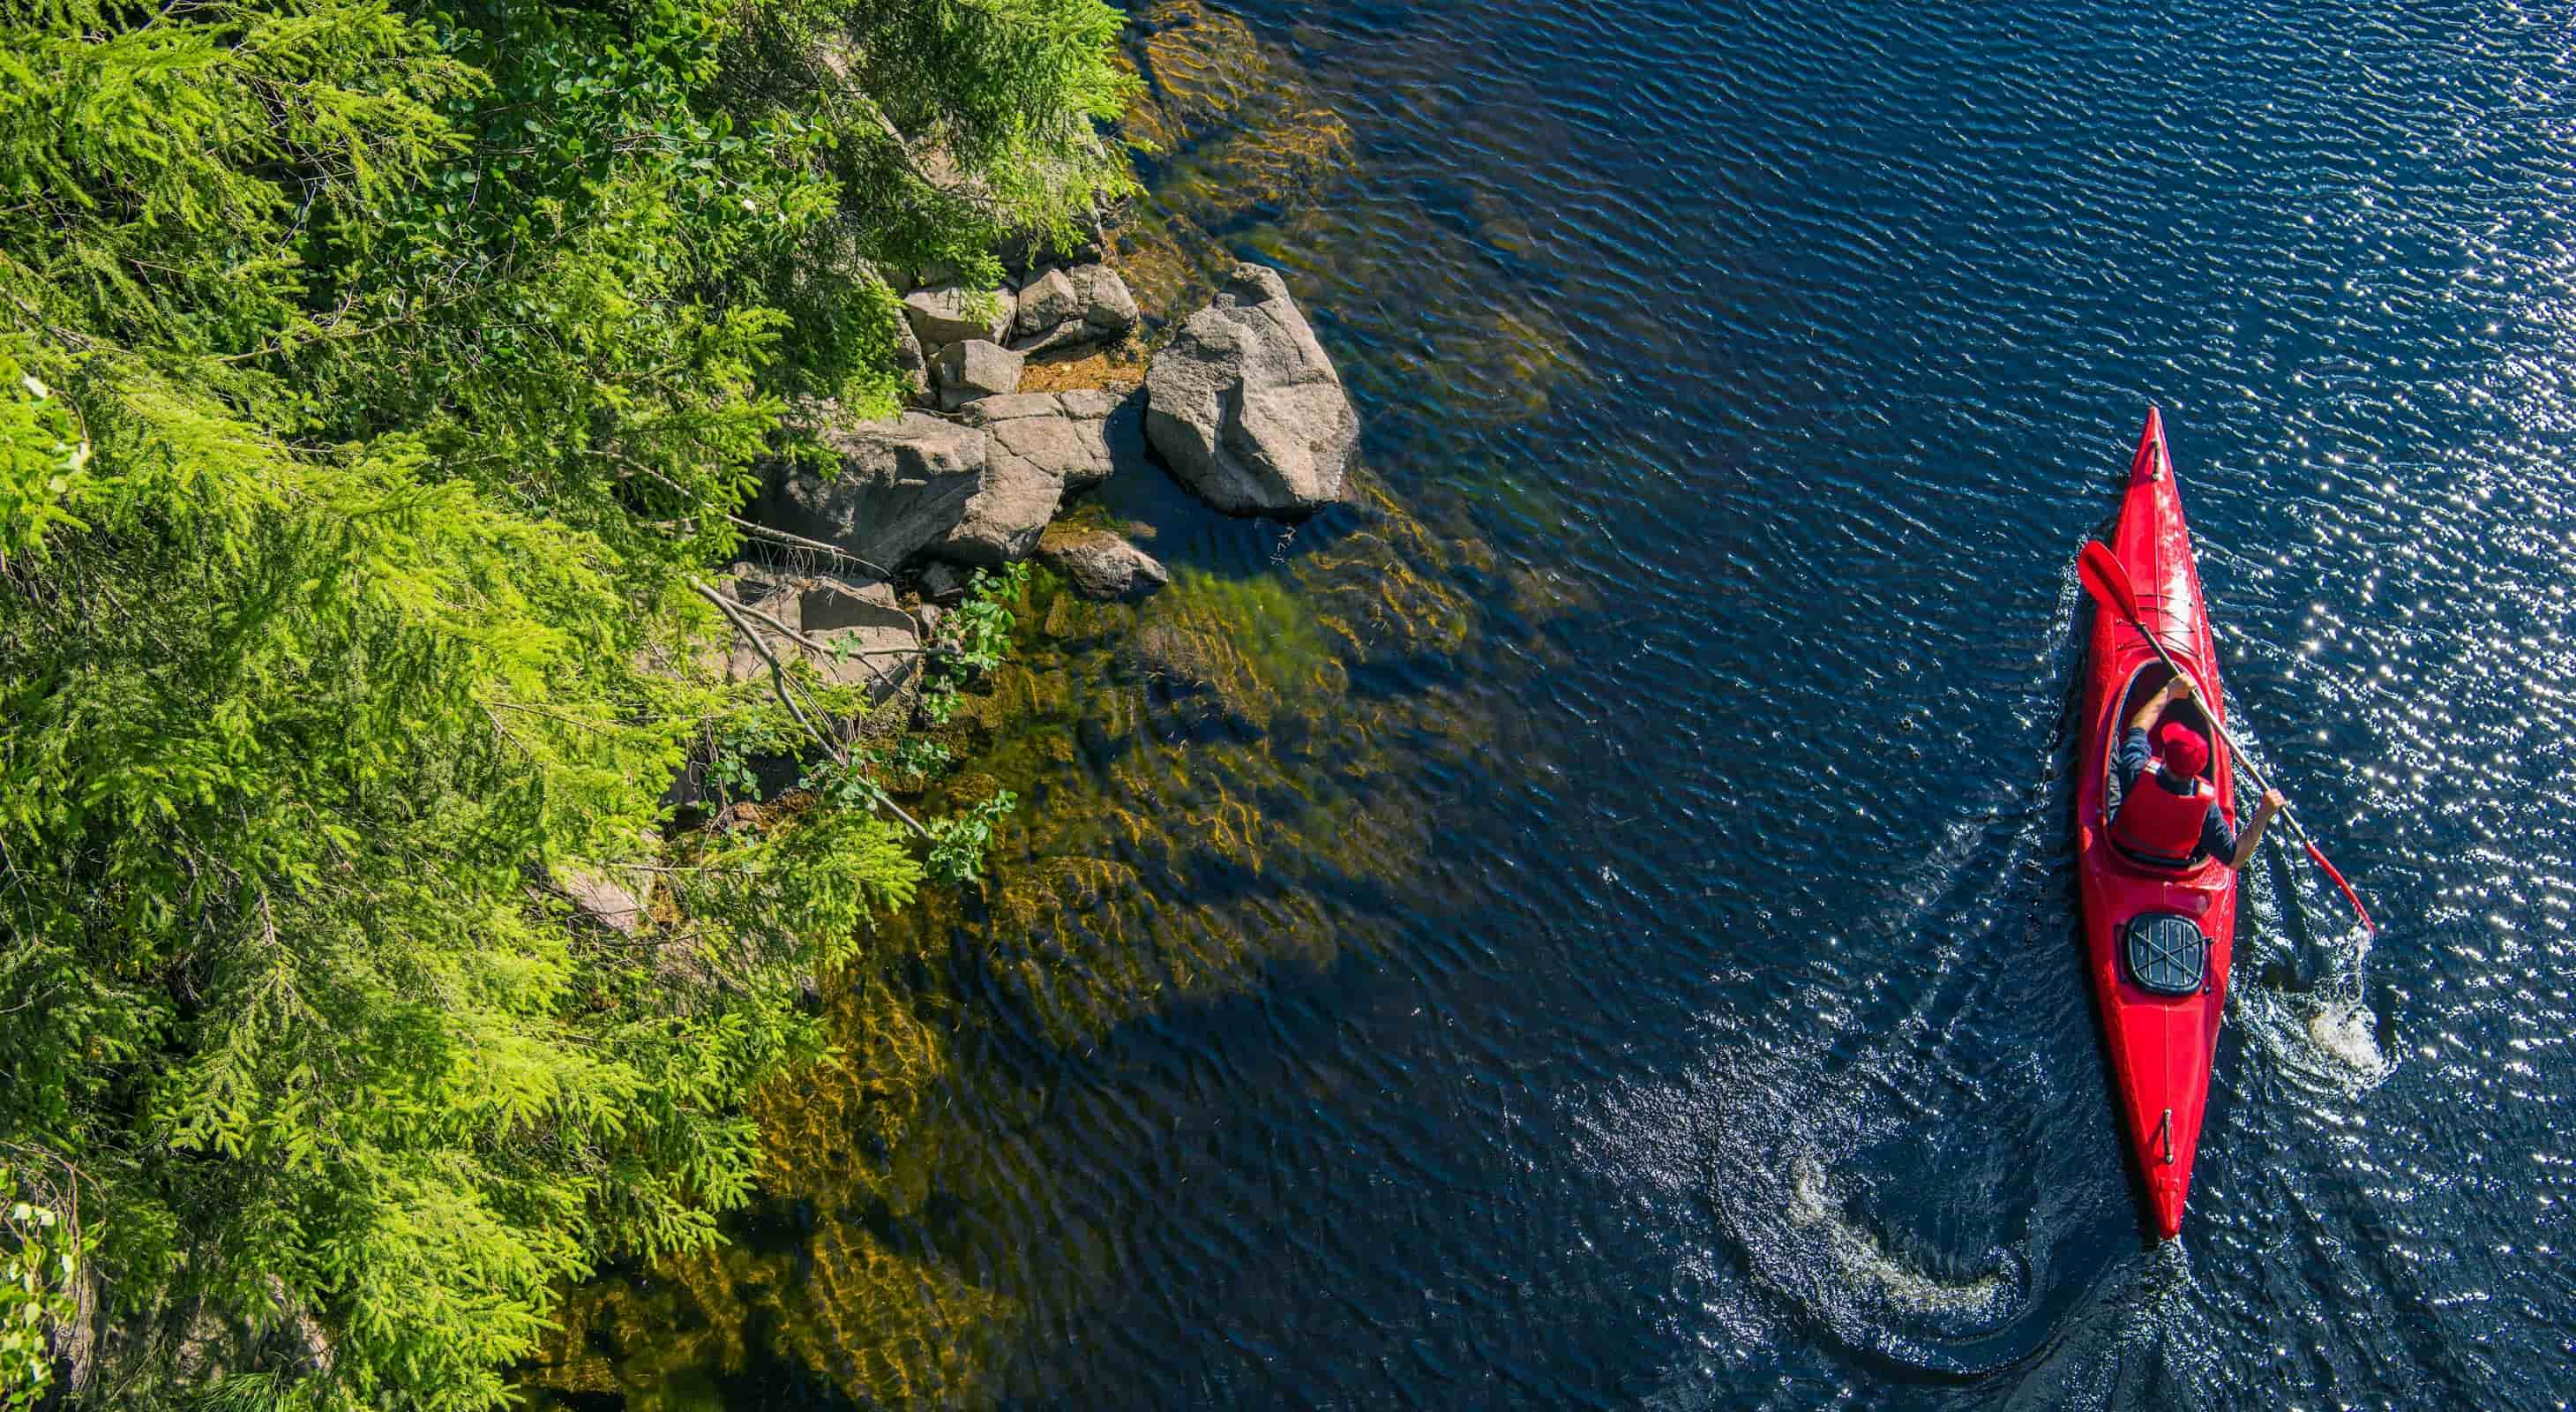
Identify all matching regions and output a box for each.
[2076,407,2240,1241]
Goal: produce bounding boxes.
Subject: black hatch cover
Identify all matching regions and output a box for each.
[2124,913,2206,996]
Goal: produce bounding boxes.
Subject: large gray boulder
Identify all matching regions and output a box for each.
[759,408,1061,570]
[1012,263,1141,352]
[902,282,1012,350]
[956,387,1137,492]
[940,449,1063,566]
[1143,264,1357,515]
[1037,524,1169,601]
[761,410,991,574]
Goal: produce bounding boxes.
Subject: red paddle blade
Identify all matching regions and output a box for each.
[2303,840,2378,935]
[2076,540,2141,624]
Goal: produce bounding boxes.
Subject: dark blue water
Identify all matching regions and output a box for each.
[562,1,2576,1407]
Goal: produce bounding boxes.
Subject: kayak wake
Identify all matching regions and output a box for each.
[1581,580,2100,1389]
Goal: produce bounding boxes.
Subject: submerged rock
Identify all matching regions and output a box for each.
[1115,0,1359,319]
[1037,523,1169,601]
[1143,263,1357,515]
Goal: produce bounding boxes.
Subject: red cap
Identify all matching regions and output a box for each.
[2155,720,2210,778]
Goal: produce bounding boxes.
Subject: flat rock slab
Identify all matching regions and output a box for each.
[709,566,924,703]
[958,387,1140,492]
[794,575,924,703]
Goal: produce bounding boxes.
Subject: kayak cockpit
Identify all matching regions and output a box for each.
[2100,660,2225,873]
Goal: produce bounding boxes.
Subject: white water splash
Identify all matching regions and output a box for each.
[1782,1150,2016,1322]
[2232,918,2398,1100]
[2226,725,2399,1096]
[2303,995,2393,1082]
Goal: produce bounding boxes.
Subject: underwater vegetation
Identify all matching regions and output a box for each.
[525,466,1556,1405]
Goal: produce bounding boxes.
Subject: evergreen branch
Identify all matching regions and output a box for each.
[0,0,1136,1395]
[0,264,94,353]
[846,90,992,211]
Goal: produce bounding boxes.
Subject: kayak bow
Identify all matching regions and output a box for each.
[2075,407,2239,1242]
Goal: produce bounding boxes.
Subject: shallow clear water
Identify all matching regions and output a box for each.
[545,1,2576,1407]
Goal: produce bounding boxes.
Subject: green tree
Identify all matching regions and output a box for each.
[0,0,1132,1405]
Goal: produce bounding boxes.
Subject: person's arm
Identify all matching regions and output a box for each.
[2117,728,2151,791]
[2201,805,2236,864]
[2121,675,2194,795]
[2130,673,2193,734]
[2227,789,2287,870]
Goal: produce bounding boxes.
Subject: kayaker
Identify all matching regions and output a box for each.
[2113,675,2285,869]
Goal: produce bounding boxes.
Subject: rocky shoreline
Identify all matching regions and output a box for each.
[706,247,1362,735]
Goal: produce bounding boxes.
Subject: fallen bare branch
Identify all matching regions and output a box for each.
[726,515,898,580]
[690,579,932,840]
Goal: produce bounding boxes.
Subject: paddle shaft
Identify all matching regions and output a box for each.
[2076,509,2377,933]
[2105,584,2378,932]
[2119,614,2303,840]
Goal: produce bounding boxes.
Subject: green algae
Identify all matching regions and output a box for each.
[526,1217,1012,1411]
[522,469,1536,1404]
[527,487,1536,1405]
[1144,565,1343,714]
[1126,0,1356,209]
[1111,0,1360,321]
[1118,0,1590,443]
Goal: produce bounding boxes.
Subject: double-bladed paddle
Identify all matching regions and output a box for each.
[2076,539,2378,935]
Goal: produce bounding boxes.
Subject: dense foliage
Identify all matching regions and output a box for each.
[0,0,1133,1405]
